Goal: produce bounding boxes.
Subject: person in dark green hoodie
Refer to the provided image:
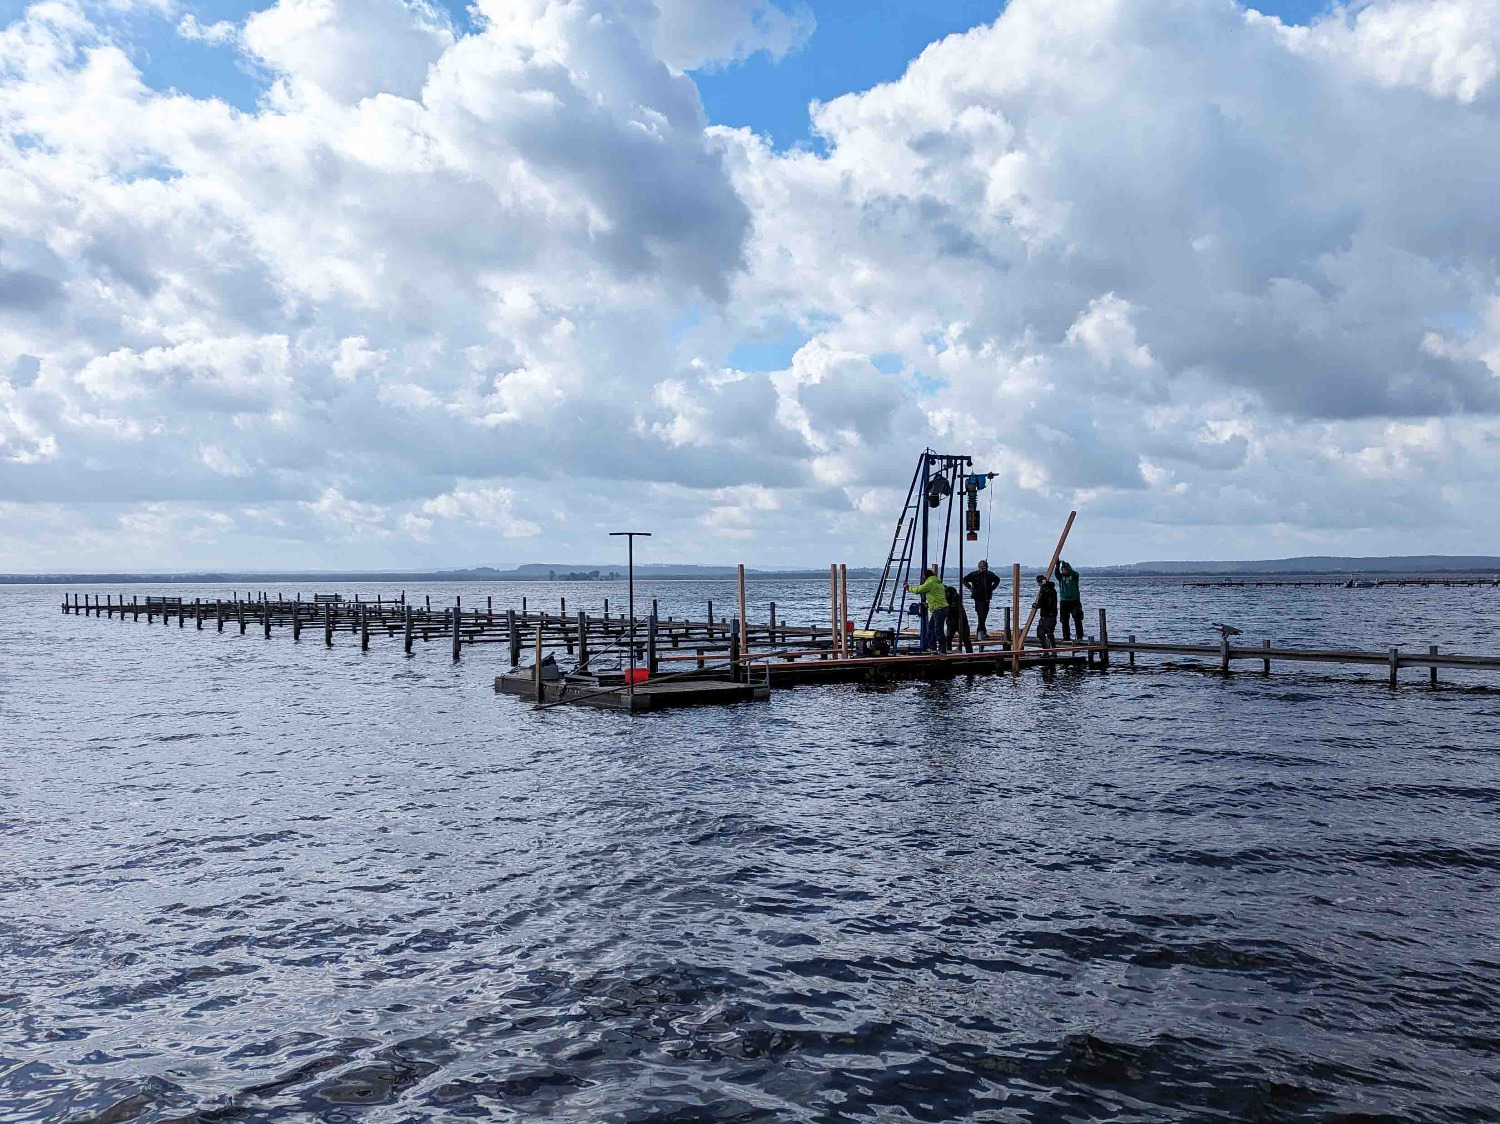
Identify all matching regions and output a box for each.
[1056,559,1084,642]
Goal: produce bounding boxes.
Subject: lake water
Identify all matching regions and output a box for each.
[3,576,1499,1122]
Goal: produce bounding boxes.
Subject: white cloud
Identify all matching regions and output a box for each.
[651,0,815,71]
[2,0,1500,569]
[420,483,540,537]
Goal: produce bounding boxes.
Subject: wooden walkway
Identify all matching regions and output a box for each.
[60,592,1500,697]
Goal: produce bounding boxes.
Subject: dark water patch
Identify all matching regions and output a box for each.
[9,580,1500,1122]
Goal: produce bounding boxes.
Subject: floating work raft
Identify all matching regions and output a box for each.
[496,667,769,711]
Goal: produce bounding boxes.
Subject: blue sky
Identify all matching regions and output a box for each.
[696,0,1332,148]
[38,0,1336,149]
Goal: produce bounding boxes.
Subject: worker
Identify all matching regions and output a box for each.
[962,560,1001,638]
[907,565,950,653]
[944,582,972,652]
[1056,559,1084,643]
[1034,573,1058,652]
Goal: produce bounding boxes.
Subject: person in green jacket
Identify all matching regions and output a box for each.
[907,566,950,653]
[1056,559,1084,642]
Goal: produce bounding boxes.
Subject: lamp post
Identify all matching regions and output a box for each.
[609,532,651,697]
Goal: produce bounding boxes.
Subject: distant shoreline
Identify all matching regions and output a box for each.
[6,555,1500,584]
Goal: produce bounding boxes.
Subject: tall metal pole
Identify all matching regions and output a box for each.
[919,449,930,647]
[610,531,652,697]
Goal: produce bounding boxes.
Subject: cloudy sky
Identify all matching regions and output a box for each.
[2,0,1498,571]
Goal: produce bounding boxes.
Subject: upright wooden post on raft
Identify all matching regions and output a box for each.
[705,600,712,638]
[1389,647,1399,688]
[195,599,203,630]
[404,604,415,654]
[451,603,461,661]
[840,564,850,659]
[507,609,519,666]
[1431,644,1439,689]
[361,603,370,652]
[534,623,544,703]
[324,601,333,647]
[577,610,589,670]
[738,564,749,661]
[769,602,778,646]
[829,565,840,657]
[730,619,742,680]
[647,611,658,676]
[237,598,245,634]
[1263,638,1271,675]
[1097,607,1109,670]
[262,598,270,638]
[1011,563,1021,675]
[133,595,139,622]
[1220,634,1230,673]
[293,597,302,641]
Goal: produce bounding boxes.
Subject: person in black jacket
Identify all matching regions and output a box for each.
[943,584,972,653]
[962,560,1002,638]
[1034,573,1058,652]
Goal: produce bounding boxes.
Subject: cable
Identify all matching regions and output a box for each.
[985,479,995,560]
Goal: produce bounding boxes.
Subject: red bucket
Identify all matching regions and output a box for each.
[623,668,650,685]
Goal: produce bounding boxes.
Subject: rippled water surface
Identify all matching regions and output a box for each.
[4,577,1500,1122]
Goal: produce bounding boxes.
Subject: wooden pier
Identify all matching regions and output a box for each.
[59,591,1500,701]
[1183,577,1500,588]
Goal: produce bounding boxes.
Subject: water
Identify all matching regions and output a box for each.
[3,577,1499,1122]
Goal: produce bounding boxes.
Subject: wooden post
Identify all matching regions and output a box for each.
[451,603,461,661]
[324,602,333,647]
[1097,607,1108,670]
[196,598,203,630]
[840,564,850,659]
[1430,644,1438,689]
[577,610,589,670]
[1011,563,1021,674]
[1128,633,1136,668]
[648,611,658,677]
[769,602,778,646]
[705,600,712,638]
[133,595,139,622]
[1389,647,1399,688]
[261,598,269,638]
[292,598,301,641]
[829,565,839,657]
[507,609,519,666]
[1016,510,1078,653]
[731,619,742,680]
[1263,638,1271,675]
[534,623,544,703]
[179,600,186,628]
[1220,634,1230,673]
[738,564,749,661]
[238,598,245,634]
[361,603,370,652]
[404,604,414,654]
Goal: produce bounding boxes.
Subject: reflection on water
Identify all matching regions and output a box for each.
[2,578,1499,1122]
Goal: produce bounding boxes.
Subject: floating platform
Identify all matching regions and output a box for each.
[495,670,769,711]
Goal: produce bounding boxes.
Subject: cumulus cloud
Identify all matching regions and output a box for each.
[2,0,1500,569]
[651,0,815,71]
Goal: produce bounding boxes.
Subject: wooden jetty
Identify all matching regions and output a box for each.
[59,584,1500,701]
[1184,577,1500,588]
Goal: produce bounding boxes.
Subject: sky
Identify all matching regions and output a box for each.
[2,0,1499,572]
